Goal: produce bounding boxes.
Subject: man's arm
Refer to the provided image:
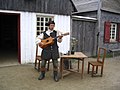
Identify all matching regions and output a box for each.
[35,33,44,44]
[57,30,63,43]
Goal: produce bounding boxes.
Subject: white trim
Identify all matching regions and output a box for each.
[73,0,98,6]
[0,9,21,14]
[36,13,55,17]
[72,15,97,21]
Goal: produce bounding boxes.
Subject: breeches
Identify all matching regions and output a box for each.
[41,59,58,71]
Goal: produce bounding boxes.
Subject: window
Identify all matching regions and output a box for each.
[104,22,120,43]
[110,23,117,42]
[36,15,54,36]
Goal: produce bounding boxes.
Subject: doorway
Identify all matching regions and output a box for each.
[0,13,20,67]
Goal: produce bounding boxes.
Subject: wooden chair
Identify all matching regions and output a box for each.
[87,47,106,77]
[34,44,50,72]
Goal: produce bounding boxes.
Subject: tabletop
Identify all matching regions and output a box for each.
[60,52,88,59]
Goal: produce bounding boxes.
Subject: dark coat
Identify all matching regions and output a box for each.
[41,30,59,60]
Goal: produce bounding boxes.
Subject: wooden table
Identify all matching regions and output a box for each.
[60,52,88,79]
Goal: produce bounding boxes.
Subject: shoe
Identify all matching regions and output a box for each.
[38,72,45,80]
[53,71,59,82]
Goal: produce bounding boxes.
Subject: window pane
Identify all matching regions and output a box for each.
[49,18,52,21]
[37,22,40,26]
[41,22,43,26]
[37,27,40,30]
[37,32,40,35]
[45,18,48,21]
[41,27,43,30]
[45,27,48,31]
[37,17,40,21]
[113,25,115,27]
[41,18,44,21]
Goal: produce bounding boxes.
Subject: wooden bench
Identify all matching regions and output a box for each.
[109,49,120,57]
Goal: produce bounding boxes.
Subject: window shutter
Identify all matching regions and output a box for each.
[104,21,110,43]
[117,24,120,42]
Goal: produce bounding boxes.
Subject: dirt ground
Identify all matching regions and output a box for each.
[0,57,120,90]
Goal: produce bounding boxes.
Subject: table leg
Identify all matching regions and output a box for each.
[77,60,80,72]
[113,52,114,58]
[60,58,64,79]
[81,59,84,79]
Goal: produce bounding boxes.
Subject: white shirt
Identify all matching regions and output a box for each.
[35,29,63,44]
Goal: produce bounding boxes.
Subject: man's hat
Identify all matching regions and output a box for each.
[46,21,55,26]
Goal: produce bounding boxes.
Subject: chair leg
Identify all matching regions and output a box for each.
[92,65,94,77]
[87,62,90,74]
[47,60,50,71]
[35,59,37,69]
[70,60,72,69]
[96,66,98,74]
[101,66,103,77]
[38,60,41,72]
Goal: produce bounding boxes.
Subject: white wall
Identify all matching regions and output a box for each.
[54,15,70,54]
[21,12,71,64]
[21,12,36,64]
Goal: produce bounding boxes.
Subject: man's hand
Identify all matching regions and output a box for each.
[39,42,44,46]
[39,42,46,48]
[58,36,63,43]
[58,36,63,39]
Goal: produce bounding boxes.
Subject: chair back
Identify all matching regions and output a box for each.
[35,44,41,59]
[97,47,106,64]
[36,44,39,58]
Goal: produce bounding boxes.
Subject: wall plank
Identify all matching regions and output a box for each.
[0,0,74,15]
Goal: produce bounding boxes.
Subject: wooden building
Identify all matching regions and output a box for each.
[0,0,76,64]
[1,0,119,65]
[72,0,120,56]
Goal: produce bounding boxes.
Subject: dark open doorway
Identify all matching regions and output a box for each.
[0,13,20,66]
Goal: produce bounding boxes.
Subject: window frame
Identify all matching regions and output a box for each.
[104,21,120,43]
[110,23,117,42]
[36,15,54,36]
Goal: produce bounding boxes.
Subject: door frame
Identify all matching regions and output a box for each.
[0,12,21,63]
[17,14,21,64]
